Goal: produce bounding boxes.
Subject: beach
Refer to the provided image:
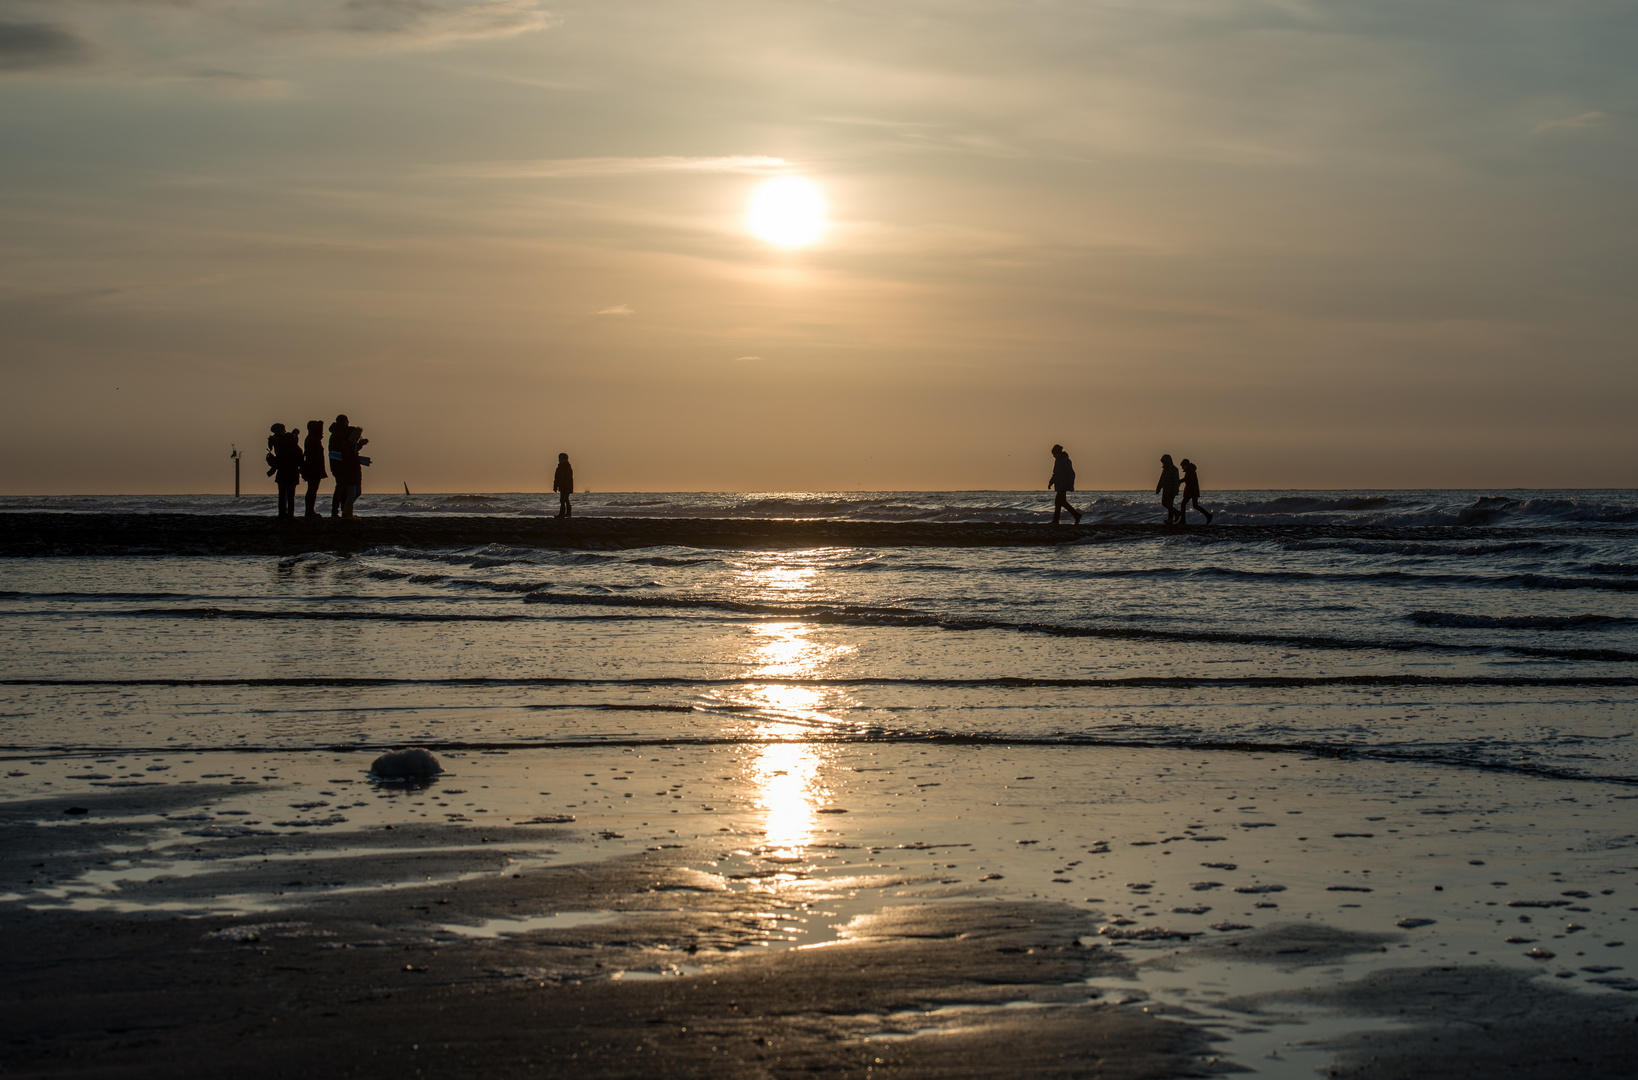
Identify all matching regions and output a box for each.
[3,491,1636,1077]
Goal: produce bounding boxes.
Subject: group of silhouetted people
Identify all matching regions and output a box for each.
[267,415,369,520]
[1049,445,1214,526]
[1156,453,1212,525]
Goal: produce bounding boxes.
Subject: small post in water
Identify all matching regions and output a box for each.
[230,445,241,498]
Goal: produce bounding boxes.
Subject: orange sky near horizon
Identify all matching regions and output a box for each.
[2,0,1635,494]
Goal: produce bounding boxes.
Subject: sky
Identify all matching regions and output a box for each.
[2,0,1635,494]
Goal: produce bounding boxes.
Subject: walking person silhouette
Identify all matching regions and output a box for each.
[1177,458,1213,525]
[552,453,574,518]
[1047,444,1082,525]
[300,420,327,518]
[1156,454,1181,525]
[266,424,302,520]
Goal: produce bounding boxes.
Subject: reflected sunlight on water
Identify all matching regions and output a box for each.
[752,740,825,861]
[732,560,848,862]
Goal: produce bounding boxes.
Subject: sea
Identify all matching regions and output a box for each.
[1,489,1634,783]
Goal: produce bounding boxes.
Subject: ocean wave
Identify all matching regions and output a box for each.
[1282,539,1567,557]
[624,555,724,567]
[360,544,614,567]
[0,590,200,601]
[1406,611,1636,631]
[13,674,1635,690]
[131,607,536,623]
[515,591,1638,662]
[918,563,1638,592]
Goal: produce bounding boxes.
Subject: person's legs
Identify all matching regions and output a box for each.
[1052,490,1066,524]
[1161,490,1178,524]
[331,483,344,517]
[277,483,294,518]
[305,481,320,516]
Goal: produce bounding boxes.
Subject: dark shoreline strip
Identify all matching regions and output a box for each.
[0,511,1618,556]
[3,735,1633,786]
[6,675,1638,689]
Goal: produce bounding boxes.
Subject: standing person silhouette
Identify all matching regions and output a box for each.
[328,416,351,517]
[343,425,369,517]
[1177,458,1213,525]
[327,416,367,518]
[300,420,327,518]
[552,453,574,518]
[1156,454,1181,524]
[1047,444,1082,525]
[266,424,302,520]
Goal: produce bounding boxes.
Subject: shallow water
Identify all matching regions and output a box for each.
[2,492,1635,781]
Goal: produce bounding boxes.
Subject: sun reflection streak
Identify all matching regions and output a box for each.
[752,740,825,861]
[725,559,852,864]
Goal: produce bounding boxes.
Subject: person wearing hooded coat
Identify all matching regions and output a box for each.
[266,424,303,519]
[342,426,369,517]
[552,453,574,518]
[1177,458,1213,525]
[1156,454,1181,525]
[300,420,328,518]
[327,416,367,518]
[1047,444,1082,525]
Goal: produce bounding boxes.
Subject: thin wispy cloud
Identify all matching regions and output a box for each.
[593,304,633,316]
[312,0,555,48]
[1533,111,1608,133]
[428,155,791,179]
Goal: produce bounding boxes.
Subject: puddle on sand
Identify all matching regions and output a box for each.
[1085,953,1417,1079]
[862,998,1067,1040]
[611,963,706,980]
[434,911,628,938]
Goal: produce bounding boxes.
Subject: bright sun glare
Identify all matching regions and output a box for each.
[747,177,826,247]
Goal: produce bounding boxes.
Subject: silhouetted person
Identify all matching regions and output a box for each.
[1047,444,1081,525]
[1156,454,1180,524]
[344,426,369,517]
[1178,458,1213,525]
[328,416,368,518]
[266,424,302,519]
[553,453,574,518]
[328,416,350,517]
[300,420,327,518]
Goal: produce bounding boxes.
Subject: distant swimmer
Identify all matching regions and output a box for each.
[300,420,327,518]
[1178,458,1213,525]
[1156,454,1180,525]
[265,423,303,520]
[1047,444,1082,525]
[553,453,574,518]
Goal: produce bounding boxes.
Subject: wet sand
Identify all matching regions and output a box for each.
[0,511,1573,557]
[4,745,1635,1078]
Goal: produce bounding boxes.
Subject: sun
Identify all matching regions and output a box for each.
[746,177,826,247]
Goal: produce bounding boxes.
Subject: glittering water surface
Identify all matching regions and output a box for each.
[2,493,1635,781]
